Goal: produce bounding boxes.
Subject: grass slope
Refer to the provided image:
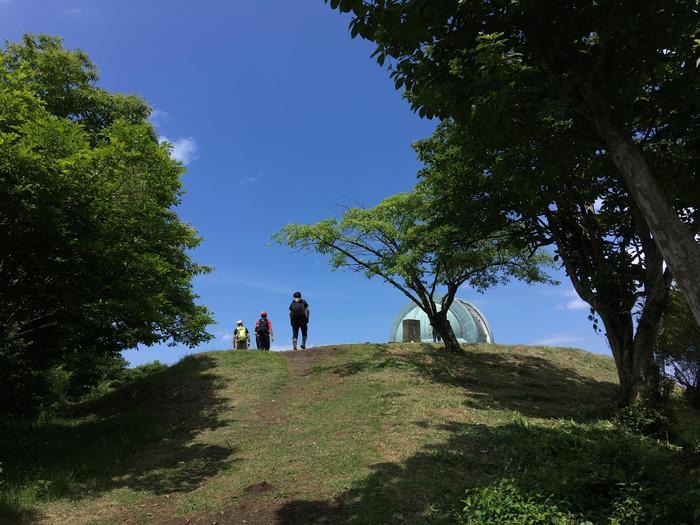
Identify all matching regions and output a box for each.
[1,343,698,524]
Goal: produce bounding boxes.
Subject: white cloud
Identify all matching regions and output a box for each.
[551,288,589,311]
[540,287,577,297]
[149,108,169,126]
[239,169,265,186]
[555,297,589,311]
[204,272,359,301]
[160,136,198,165]
[63,7,82,16]
[221,333,233,341]
[531,335,587,346]
[567,297,588,310]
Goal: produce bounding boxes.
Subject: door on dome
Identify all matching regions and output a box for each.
[402,319,421,342]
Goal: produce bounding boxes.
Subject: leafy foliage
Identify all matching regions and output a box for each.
[656,290,700,407]
[615,403,670,439]
[275,188,553,351]
[415,119,673,404]
[460,418,700,525]
[459,479,583,525]
[0,35,213,422]
[326,0,700,329]
[330,0,699,143]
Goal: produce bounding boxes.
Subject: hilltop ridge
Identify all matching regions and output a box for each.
[2,343,698,524]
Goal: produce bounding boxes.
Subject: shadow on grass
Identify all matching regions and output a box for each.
[0,354,234,523]
[277,419,699,525]
[313,344,618,421]
[0,501,40,525]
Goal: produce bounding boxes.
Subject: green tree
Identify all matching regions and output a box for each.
[274,189,552,352]
[326,0,700,326]
[0,35,213,421]
[657,290,700,408]
[417,119,674,404]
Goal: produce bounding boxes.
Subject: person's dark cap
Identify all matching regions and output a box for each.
[293,291,302,298]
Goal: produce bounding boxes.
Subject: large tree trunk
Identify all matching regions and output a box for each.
[582,85,700,327]
[599,309,661,406]
[432,309,461,353]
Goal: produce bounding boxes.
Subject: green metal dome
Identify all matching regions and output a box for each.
[389,297,493,344]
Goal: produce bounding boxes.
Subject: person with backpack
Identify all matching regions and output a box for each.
[254,311,273,351]
[289,291,309,350]
[233,320,250,350]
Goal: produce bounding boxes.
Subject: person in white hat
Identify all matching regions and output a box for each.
[233,320,250,350]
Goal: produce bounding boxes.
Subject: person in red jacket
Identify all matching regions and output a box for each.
[255,311,274,351]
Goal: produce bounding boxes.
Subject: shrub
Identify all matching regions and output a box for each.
[614,403,670,438]
[123,361,168,383]
[455,420,699,524]
[458,479,586,525]
[608,482,650,525]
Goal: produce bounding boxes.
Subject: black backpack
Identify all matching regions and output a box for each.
[290,300,306,318]
[257,318,269,334]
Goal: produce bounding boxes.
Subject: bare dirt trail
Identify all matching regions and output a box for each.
[247,347,345,432]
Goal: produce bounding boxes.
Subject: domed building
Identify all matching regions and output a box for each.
[389,298,493,344]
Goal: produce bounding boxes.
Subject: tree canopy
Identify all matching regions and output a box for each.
[0,35,213,421]
[275,188,553,352]
[417,118,674,403]
[325,0,700,325]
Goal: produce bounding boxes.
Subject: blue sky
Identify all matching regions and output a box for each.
[1,0,610,364]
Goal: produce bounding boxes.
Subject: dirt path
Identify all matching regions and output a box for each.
[248,347,345,430]
[150,347,346,525]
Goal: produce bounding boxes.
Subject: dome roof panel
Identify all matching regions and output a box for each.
[389,297,492,344]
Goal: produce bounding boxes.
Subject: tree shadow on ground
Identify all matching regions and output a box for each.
[312,344,618,421]
[277,419,699,525]
[1,354,235,522]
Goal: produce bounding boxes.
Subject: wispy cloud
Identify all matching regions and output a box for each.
[220,275,295,296]
[204,271,356,300]
[149,108,169,126]
[462,297,489,307]
[555,297,588,311]
[62,7,82,16]
[540,287,576,297]
[239,169,265,186]
[531,335,587,346]
[239,176,258,186]
[212,330,233,342]
[551,288,589,311]
[160,136,198,165]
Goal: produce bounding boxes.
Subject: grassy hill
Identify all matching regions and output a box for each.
[1,343,698,524]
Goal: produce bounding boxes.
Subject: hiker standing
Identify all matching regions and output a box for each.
[429,322,441,343]
[233,320,250,350]
[289,291,310,350]
[255,311,274,351]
